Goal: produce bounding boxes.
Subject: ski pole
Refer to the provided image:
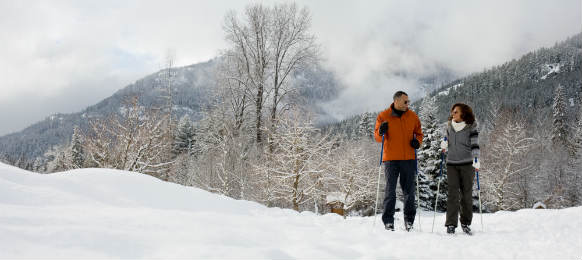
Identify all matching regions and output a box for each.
[475,157,483,232]
[414,134,421,231]
[432,137,446,233]
[374,134,385,227]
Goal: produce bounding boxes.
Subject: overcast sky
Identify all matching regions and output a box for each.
[0,0,580,136]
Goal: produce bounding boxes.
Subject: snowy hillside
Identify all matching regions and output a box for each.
[1,162,580,259]
[0,60,342,172]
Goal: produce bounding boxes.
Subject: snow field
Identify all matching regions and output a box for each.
[1,163,580,259]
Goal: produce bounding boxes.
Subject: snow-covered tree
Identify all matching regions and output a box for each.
[267,3,319,133]
[552,85,569,148]
[83,96,173,179]
[70,126,84,169]
[526,114,555,207]
[356,112,373,140]
[417,164,434,211]
[480,99,501,145]
[32,156,46,173]
[417,96,443,210]
[325,140,376,215]
[222,2,319,145]
[574,98,582,152]
[546,85,576,207]
[44,144,69,173]
[215,51,252,133]
[566,95,582,205]
[254,112,334,211]
[160,51,177,139]
[173,116,196,155]
[482,117,534,211]
[183,99,256,200]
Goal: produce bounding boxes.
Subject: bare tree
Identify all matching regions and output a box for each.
[223,4,271,144]
[161,51,177,146]
[482,115,535,211]
[222,2,319,145]
[325,140,376,215]
[83,96,173,179]
[183,99,256,199]
[527,114,555,206]
[253,112,334,211]
[268,3,319,137]
[215,53,252,133]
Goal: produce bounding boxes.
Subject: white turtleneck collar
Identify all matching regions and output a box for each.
[451,120,466,132]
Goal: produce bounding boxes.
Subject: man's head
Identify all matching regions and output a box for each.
[393,91,409,111]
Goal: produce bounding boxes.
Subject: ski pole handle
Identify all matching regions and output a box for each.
[379,135,385,166]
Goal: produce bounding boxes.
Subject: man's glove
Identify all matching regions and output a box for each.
[410,138,420,149]
[379,122,388,136]
[440,140,448,152]
[472,158,480,170]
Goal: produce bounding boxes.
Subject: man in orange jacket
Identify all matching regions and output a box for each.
[374,91,423,231]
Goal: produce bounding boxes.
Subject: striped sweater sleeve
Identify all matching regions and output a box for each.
[470,127,480,158]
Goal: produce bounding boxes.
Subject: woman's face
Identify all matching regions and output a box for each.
[451,106,463,122]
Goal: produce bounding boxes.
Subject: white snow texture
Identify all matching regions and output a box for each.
[0,162,580,259]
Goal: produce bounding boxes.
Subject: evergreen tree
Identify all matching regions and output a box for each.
[417,96,445,211]
[356,112,373,140]
[567,95,582,205]
[572,95,582,156]
[430,154,448,212]
[549,85,574,207]
[70,126,84,169]
[551,85,569,148]
[173,116,196,155]
[416,167,433,210]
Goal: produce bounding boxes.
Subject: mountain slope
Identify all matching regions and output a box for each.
[0,162,580,258]
[428,32,582,123]
[0,60,342,171]
[326,33,582,140]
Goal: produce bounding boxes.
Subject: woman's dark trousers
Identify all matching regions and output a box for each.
[445,164,475,227]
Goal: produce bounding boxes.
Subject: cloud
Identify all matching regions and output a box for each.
[0,0,244,134]
[0,0,580,135]
[309,0,582,119]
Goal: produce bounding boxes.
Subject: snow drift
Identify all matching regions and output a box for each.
[0,162,580,259]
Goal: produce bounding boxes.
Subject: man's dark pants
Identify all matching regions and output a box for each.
[381,160,416,225]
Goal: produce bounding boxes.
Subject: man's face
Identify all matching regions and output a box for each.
[394,95,409,111]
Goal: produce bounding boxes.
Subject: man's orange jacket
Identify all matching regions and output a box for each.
[374,104,424,162]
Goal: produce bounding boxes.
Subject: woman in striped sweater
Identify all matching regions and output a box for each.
[440,103,480,235]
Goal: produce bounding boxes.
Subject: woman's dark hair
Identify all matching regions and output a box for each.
[448,103,476,124]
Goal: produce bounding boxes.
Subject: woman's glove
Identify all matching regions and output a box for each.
[472,158,480,170]
[440,140,448,152]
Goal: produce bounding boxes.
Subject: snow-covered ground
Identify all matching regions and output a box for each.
[438,82,463,97]
[541,63,561,80]
[1,162,580,259]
